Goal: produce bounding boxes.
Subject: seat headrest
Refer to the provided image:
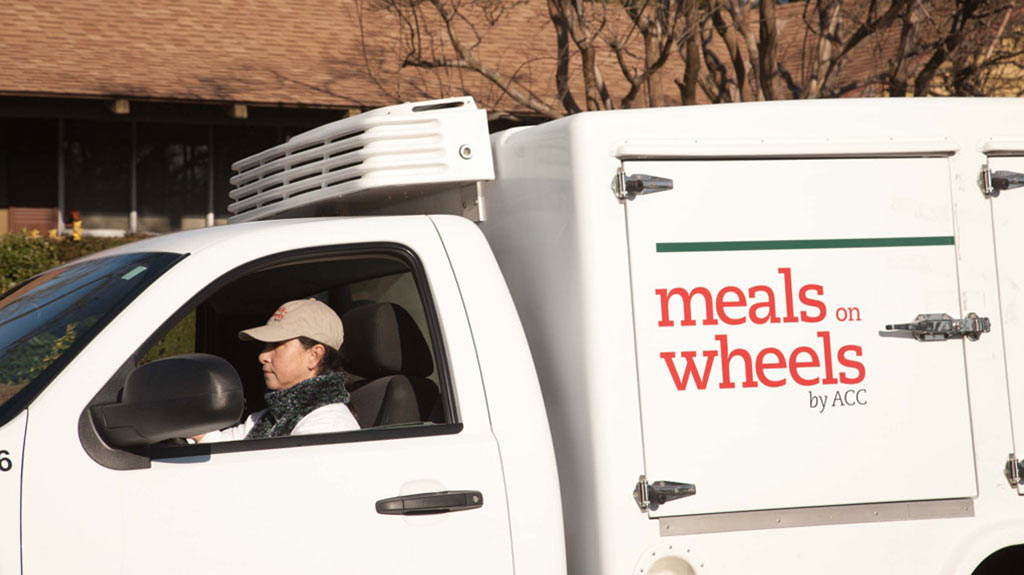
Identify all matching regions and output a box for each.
[341,303,434,379]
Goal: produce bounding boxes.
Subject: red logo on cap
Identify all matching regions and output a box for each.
[271,306,288,322]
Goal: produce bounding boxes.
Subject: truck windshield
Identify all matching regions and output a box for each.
[0,252,181,419]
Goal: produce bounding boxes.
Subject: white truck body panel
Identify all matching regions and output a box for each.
[479,98,1024,574]
[480,119,656,575]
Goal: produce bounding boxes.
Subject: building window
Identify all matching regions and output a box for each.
[1,118,58,233]
[65,120,131,231]
[0,110,323,236]
[137,123,210,234]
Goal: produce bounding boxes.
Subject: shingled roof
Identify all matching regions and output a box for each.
[0,0,893,116]
[0,1,385,108]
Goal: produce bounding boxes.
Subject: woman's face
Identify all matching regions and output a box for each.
[258,338,319,391]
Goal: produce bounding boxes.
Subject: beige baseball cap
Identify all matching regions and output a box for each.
[239,299,344,350]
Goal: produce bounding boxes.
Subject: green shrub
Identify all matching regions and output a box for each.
[52,235,142,263]
[141,311,196,364]
[0,322,78,387]
[0,233,59,292]
[0,233,143,293]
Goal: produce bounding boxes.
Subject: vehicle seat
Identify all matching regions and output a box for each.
[341,303,439,428]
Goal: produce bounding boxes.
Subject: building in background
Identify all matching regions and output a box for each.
[4,1,1019,235]
[0,2,410,236]
[0,101,345,235]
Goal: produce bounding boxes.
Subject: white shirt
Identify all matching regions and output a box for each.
[199,403,360,443]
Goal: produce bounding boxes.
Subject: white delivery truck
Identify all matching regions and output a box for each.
[2,97,1024,574]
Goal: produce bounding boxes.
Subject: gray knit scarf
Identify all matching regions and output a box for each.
[246,371,350,440]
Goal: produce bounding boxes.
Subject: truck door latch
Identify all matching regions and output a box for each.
[634,475,696,512]
[983,167,1024,198]
[1006,454,1024,489]
[613,169,673,200]
[883,312,991,341]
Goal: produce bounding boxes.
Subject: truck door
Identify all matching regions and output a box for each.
[986,150,1024,494]
[19,218,514,575]
[624,155,978,517]
[0,411,25,575]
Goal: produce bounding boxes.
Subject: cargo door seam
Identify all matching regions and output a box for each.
[988,187,1018,489]
[950,162,981,497]
[621,178,652,510]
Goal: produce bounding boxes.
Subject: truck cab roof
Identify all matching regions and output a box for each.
[88,215,433,260]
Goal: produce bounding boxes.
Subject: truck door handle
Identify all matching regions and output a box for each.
[375,490,483,515]
[883,312,990,341]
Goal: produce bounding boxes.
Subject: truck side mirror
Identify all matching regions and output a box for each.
[91,354,245,448]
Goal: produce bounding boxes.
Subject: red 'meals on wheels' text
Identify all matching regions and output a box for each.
[655,268,865,390]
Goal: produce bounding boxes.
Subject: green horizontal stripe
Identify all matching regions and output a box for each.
[656,236,955,253]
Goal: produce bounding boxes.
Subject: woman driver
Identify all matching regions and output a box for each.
[198,299,359,443]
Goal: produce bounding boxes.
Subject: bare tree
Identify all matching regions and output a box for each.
[355,0,1024,119]
[921,0,1024,96]
[610,0,687,108]
[359,0,699,117]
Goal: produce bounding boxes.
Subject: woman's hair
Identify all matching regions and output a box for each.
[296,336,356,418]
[297,336,345,375]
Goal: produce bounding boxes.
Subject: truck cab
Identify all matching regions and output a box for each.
[0,213,562,574]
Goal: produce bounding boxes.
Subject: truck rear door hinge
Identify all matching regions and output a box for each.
[882,312,991,342]
[982,167,1024,198]
[1006,454,1024,489]
[613,169,673,200]
[633,475,696,512]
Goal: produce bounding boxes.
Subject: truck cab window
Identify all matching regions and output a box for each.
[139,310,195,365]
[345,271,437,387]
[120,247,450,454]
[0,252,180,423]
